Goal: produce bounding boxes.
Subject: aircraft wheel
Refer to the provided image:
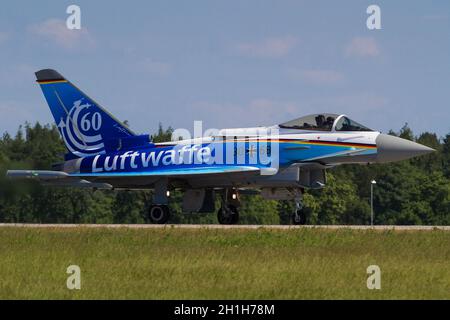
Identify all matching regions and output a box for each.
[148,205,170,224]
[217,205,239,225]
[292,208,306,225]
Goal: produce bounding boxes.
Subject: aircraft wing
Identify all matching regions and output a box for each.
[6,170,113,189]
[71,165,277,178]
[6,170,68,180]
[6,166,277,188]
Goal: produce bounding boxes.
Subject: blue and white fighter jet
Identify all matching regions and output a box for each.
[6,69,434,224]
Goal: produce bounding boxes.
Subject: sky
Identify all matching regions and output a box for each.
[0,1,449,138]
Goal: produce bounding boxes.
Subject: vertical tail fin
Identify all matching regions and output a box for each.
[35,69,135,159]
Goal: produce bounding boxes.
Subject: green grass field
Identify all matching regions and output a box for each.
[0,226,449,299]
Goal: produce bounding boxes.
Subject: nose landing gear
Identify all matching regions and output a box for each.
[292,205,306,225]
[292,193,306,225]
[217,188,240,225]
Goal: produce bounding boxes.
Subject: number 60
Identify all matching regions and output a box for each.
[81,112,102,131]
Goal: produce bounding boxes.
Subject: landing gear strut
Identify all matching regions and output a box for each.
[292,194,306,225]
[148,178,170,224]
[217,188,240,225]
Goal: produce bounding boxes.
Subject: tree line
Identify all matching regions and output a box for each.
[0,122,448,225]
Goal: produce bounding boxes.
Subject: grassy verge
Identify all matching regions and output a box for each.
[0,226,449,299]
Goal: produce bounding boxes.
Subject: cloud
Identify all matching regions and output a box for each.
[138,58,172,76]
[345,36,380,57]
[287,68,346,85]
[190,98,299,128]
[188,92,390,131]
[234,36,298,58]
[29,19,95,50]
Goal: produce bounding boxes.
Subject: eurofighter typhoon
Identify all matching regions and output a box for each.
[6,69,434,224]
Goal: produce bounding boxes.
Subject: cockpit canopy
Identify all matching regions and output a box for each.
[279,114,372,132]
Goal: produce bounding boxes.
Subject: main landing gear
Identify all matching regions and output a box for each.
[147,179,171,224]
[148,205,170,224]
[217,205,239,224]
[217,189,240,225]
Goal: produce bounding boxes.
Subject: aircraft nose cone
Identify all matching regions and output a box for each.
[376,133,435,163]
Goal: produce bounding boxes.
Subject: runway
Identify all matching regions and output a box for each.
[0,223,448,230]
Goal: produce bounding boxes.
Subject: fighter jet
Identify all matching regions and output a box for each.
[6,69,435,224]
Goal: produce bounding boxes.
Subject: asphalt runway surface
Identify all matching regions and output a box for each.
[0,223,448,230]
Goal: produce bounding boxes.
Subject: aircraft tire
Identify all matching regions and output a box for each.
[292,208,306,225]
[217,205,239,225]
[149,205,170,224]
